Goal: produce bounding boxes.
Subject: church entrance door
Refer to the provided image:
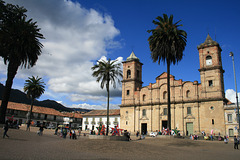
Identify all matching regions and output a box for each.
[186,122,193,136]
[162,120,167,129]
[141,123,147,135]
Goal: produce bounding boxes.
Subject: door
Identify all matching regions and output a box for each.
[186,122,193,136]
[141,123,147,135]
[162,120,168,129]
[229,129,234,137]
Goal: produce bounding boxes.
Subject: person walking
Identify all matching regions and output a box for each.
[234,136,239,149]
[3,120,10,138]
[39,125,44,136]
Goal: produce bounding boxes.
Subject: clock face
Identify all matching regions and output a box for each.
[206,59,212,66]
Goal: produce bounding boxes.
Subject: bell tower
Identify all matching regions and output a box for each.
[122,52,143,105]
[197,34,225,99]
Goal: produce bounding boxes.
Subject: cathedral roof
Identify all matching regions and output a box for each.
[126,51,139,61]
[197,34,220,50]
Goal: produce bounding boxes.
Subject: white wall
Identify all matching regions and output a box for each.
[82,115,120,131]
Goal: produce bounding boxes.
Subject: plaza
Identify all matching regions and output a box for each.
[0,127,239,160]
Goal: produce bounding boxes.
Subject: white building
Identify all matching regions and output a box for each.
[82,109,120,131]
[224,103,240,136]
[3,100,82,128]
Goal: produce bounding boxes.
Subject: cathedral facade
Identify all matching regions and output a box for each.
[120,35,227,136]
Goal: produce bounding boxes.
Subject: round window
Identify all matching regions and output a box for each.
[210,106,214,110]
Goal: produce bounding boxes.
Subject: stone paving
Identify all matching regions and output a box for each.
[0,126,240,160]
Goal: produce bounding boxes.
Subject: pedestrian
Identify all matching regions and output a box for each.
[210,134,213,141]
[234,136,239,149]
[72,130,77,139]
[136,131,139,137]
[69,130,72,139]
[3,120,9,138]
[39,124,44,136]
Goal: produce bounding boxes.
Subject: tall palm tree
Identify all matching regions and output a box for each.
[92,58,123,136]
[147,14,187,131]
[24,76,45,131]
[0,1,44,124]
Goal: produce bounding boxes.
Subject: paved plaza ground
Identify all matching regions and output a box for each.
[0,126,240,160]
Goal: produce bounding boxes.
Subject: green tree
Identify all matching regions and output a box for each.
[0,1,44,124]
[147,14,187,130]
[24,76,45,131]
[92,59,122,136]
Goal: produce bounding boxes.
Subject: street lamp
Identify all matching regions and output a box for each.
[229,52,240,135]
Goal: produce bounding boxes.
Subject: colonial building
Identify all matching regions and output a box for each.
[120,35,228,136]
[224,103,240,136]
[82,109,120,131]
[2,100,82,128]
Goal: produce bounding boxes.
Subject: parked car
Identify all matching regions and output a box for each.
[150,132,157,137]
[46,125,55,129]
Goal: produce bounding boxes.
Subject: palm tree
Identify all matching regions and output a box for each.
[24,76,45,131]
[92,58,123,136]
[0,1,44,124]
[147,14,187,131]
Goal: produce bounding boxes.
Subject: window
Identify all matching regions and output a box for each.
[208,80,213,87]
[86,118,88,122]
[127,70,131,79]
[92,117,95,122]
[127,90,130,95]
[100,118,102,122]
[54,116,56,121]
[210,106,214,110]
[38,113,41,119]
[44,114,47,120]
[187,107,191,115]
[212,119,214,125]
[228,114,232,122]
[126,111,128,114]
[163,91,167,99]
[163,108,168,115]
[126,121,128,125]
[206,55,212,65]
[143,94,146,101]
[142,109,146,117]
[186,90,190,98]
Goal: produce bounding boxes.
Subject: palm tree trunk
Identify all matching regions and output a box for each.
[106,79,110,136]
[26,98,34,131]
[0,62,19,124]
[167,59,171,131]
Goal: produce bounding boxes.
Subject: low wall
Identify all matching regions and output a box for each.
[89,135,128,141]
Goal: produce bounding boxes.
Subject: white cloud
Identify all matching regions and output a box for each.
[1,0,123,106]
[70,103,120,110]
[225,89,240,103]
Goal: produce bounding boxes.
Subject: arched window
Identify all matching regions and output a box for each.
[127,70,131,79]
[186,90,190,98]
[143,94,146,101]
[142,109,146,117]
[206,55,212,66]
[163,91,167,99]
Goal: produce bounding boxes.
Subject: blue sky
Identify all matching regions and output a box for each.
[1,0,240,109]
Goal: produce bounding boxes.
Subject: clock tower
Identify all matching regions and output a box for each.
[197,34,225,99]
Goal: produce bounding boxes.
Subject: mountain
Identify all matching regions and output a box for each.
[0,83,89,112]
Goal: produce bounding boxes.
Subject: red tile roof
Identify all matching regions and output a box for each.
[82,109,120,116]
[0,100,82,118]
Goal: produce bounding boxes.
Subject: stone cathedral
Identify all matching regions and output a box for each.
[120,34,227,136]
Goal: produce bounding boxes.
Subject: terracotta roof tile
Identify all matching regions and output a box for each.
[0,100,83,118]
